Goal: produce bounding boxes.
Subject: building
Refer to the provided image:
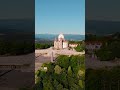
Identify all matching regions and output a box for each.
[69,43,78,48]
[86,41,102,51]
[86,41,102,58]
[54,34,68,49]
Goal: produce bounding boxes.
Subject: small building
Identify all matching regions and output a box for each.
[86,41,102,51]
[86,41,102,58]
[69,43,78,48]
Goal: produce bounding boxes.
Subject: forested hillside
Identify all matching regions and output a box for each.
[35,55,85,90]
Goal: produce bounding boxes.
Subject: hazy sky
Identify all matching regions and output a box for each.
[0,0,34,19]
[86,0,120,21]
[35,0,85,34]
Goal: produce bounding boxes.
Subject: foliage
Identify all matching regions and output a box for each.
[74,42,85,52]
[35,43,53,49]
[95,49,114,61]
[0,40,34,55]
[56,55,70,69]
[35,55,85,90]
[69,41,83,44]
[79,80,84,88]
[54,65,62,74]
[86,67,120,90]
[67,66,72,76]
[96,40,120,61]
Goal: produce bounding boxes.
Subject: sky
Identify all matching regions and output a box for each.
[86,0,120,21]
[35,0,85,35]
[0,0,34,19]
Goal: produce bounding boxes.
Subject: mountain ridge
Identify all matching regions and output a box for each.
[35,34,85,41]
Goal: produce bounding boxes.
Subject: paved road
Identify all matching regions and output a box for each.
[0,70,34,89]
[86,56,120,69]
[0,53,35,89]
[35,56,51,71]
[35,48,84,57]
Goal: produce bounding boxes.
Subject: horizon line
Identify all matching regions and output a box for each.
[35,33,85,35]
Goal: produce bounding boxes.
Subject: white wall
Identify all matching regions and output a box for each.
[63,42,68,48]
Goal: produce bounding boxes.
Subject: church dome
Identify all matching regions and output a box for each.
[58,33,64,39]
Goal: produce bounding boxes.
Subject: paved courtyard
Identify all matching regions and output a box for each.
[0,53,34,89]
[86,55,120,69]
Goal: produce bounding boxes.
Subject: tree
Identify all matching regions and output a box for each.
[35,55,85,90]
[56,55,70,69]
[35,43,53,49]
[54,65,62,74]
[69,55,79,68]
[47,63,55,73]
[79,80,84,88]
[56,84,64,90]
[77,69,85,78]
[75,43,85,52]
[68,66,72,76]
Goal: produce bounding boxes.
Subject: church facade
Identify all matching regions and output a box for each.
[54,34,68,49]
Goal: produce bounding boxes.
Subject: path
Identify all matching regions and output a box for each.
[86,56,120,69]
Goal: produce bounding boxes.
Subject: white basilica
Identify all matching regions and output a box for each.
[54,34,68,49]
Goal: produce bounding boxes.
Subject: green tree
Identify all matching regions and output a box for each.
[56,55,70,69]
[68,66,72,76]
[75,43,85,52]
[79,80,84,88]
[35,55,85,90]
[54,65,62,74]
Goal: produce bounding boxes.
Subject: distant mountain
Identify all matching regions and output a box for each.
[0,19,34,41]
[0,19,34,34]
[35,34,85,41]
